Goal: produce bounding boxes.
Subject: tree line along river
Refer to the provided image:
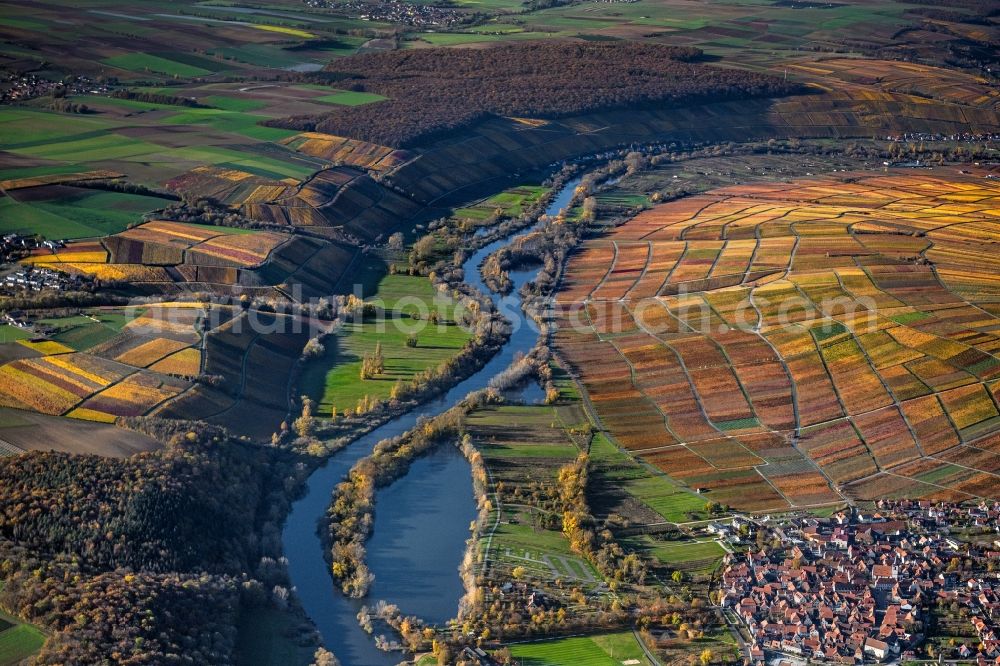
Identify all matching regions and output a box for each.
[280,178,581,665]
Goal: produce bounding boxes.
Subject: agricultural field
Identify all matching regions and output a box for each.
[0,301,311,441]
[588,434,708,524]
[452,185,551,226]
[782,58,1000,110]
[236,164,423,243]
[299,273,473,415]
[0,610,45,666]
[0,304,210,425]
[467,402,602,586]
[0,104,319,190]
[0,0,998,665]
[509,631,652,666]
[621,533,726,577]
[0,405,159,457]
[0,170,175,238]
[467,376,728,589]
[155,308,312,439]
[555,169,1000,508]
[0,0,387,82]
[21,221,358,299]
[408,0,931,65]
[0,188,172,239]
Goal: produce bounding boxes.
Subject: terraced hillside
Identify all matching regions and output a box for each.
[153,308,312,439]
[554,169,1000,510]
[23,220,357,298]
[384,93,1000,208]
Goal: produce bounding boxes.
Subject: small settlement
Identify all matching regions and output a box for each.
[720,501,1000,665]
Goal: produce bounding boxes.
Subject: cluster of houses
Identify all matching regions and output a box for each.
[1,236,89,295]
[720,501,1000,665]
[885,131,1000,143]
[1,266,85,295]
[0,73,106,104]
[2,310,54,336]
[1,233,50,262]
[303,0,466,27]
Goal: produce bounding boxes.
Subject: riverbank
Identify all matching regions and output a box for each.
[278,172,584,665]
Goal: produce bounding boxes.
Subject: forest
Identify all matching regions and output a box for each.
[0,426,265,573]
[0,422,296,664]
[268,43,799,147]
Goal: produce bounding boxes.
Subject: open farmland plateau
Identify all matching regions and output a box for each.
[0,0,999,664]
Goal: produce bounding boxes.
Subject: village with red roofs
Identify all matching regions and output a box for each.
[721,502,1000,666]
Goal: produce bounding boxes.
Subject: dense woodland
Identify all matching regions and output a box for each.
[268,43,799,147]
[0,428,265,573]
[0,423,300,664]
[0,558,243,665]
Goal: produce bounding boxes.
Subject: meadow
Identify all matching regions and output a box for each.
[509,631,651,666]
[0,188,172,239]
[622,534,726,576]
[37,310,136,351]
[466,402,602,585]
[588,434,708,523]
[299,273,473,414]
[452,185,550,225]
[0,611,45,666]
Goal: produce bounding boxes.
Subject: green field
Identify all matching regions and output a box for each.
[299,273,472,414]
[452,184,550,225]
[201,95,269,112]
[159,108,298,142]
[0,109,115,147]
[588,434,708,523]
[0,610,45,666]
[0,326,32,343]
[7,132,164,163]
[69,95,296,141]
[102,53,213,78]
[472,404,580,461]
[315,90,387,106]
[487,514,600,583]
[0,164,85,181]
[510,631,652,666]
[0,189,170,239]
[627,536,726,575]
[0,107,315,184]
[467,401,603,583]
[38,310,138,351]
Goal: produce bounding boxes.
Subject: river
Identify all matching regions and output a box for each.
[280,177,580,665]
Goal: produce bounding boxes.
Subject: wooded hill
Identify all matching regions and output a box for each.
[269,43,799,147]
[0,423,292,663]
